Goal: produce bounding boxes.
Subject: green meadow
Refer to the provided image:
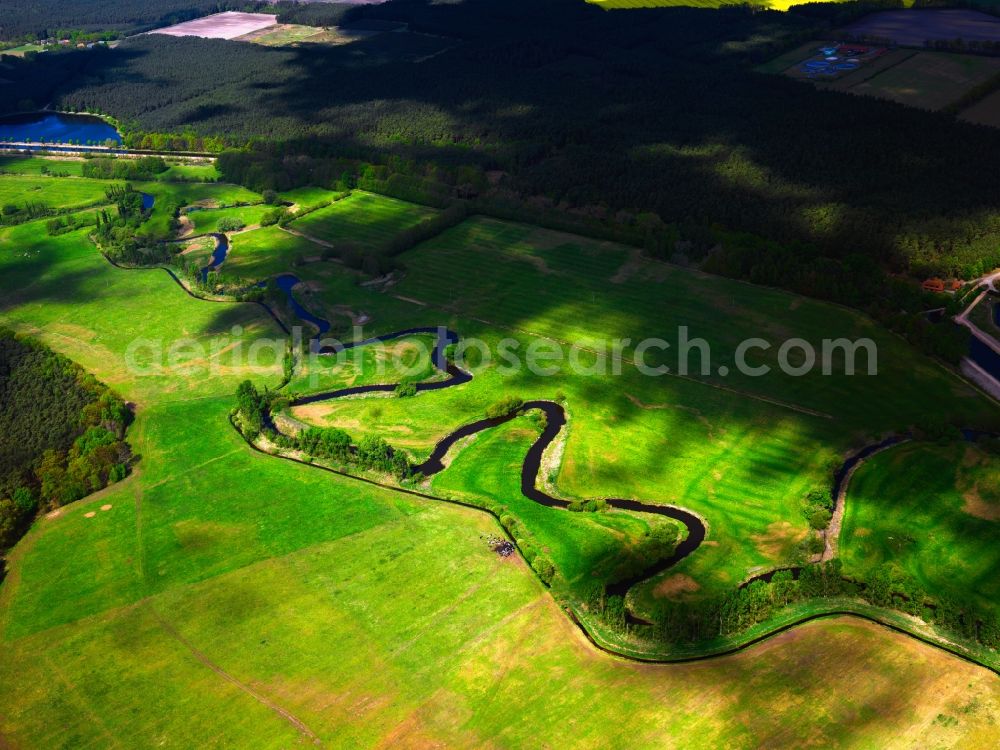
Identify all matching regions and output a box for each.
[284,215,995,609]
[185,204,271,235]
[0,173,111,208]
[289,190,437,251]
[222,225,318,280]
[0,155,86,176]
[1,162,999,746]
[842,441,1000,615]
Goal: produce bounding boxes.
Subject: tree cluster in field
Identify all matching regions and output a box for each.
[95,183,166,266]
[216,216,245,232]
[234,380,412,478]
[0,329,131,551]
[46,212,96,236]
[497,510,556,585]
[81,156,167,180]
[484,396,524,420]
[394,382,417,398]
[169,254,260,300]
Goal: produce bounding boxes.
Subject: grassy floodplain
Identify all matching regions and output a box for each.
[288,190,437,251]
[286,215,995,611]
[842,441,1000,616]
[184,204,271,235]
[1,161,1000,746]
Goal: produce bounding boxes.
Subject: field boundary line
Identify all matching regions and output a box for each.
[42,652,122,747]
[841,49,919,90]
[278,224,334,249]
[148,604,324,746]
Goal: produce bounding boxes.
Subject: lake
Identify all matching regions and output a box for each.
[0,112,122,145]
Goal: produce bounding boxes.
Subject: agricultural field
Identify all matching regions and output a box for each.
[288,190,437,253]
[849,51,1000,111]
[766,43,1000,115]
[2,161,1000,746]
[960,87,1000,128]
[238,23,377,47]
[155,161,220,182]
[841,9,1000,47]
[0,155,85,176]
[148,11,277,40]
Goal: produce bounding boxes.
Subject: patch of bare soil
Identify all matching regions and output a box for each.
[176,215,194,238]
[751,521,808,561]
[653,573,701,600]
[610,248,646,284]
[962,486,1000,521]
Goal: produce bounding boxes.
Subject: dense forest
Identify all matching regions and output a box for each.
[0,330,131,553]
[2,0,998,283]
[0,1,266,42]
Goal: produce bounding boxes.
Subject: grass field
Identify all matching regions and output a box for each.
[156,162,221,182]
[849,51,1000,111]
[288,332,442,393]
[0,155,85,176]
[222,225,321,281]
[0,156,219,182]
[134,180,262,239]
[0,174,111,209]
[960,87,1000,128]
[185,204,271,235]
[288,190,437,253]
[0,43,47,56]
[2,162,1000,746]
[278,186,347,208]
[842,441,1000,615]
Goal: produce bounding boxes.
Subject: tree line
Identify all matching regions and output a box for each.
[0,329,131,552]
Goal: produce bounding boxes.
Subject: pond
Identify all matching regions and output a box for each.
[0,112,122,145]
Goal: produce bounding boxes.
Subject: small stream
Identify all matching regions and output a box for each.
[200,233,229,282]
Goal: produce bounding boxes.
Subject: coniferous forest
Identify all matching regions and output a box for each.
[3,0,1000,285]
